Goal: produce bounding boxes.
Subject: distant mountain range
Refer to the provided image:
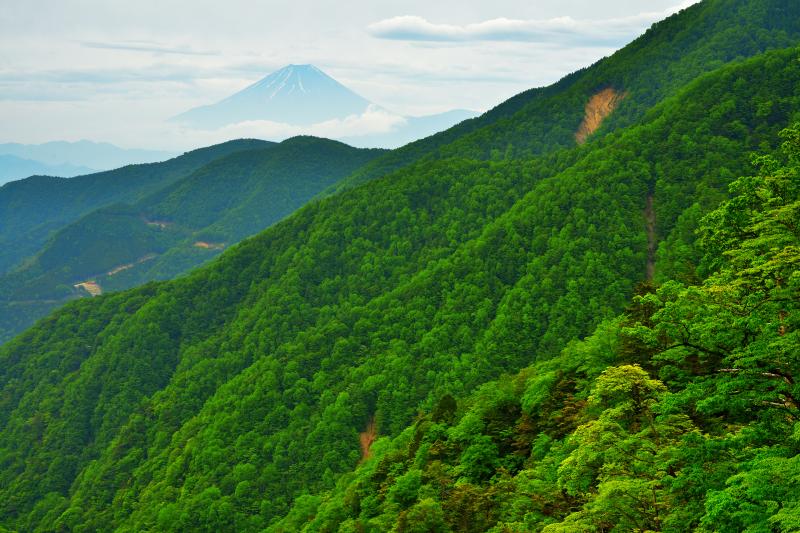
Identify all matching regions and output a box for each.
[0,141,175,184]
[0,155,96,185]
[173,64,478,148]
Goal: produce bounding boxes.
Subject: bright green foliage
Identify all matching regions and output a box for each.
[277,127,798,531]
[553,365,692,531]
[0,2,799,531]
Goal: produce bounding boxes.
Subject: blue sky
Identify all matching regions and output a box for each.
[0,0,697,150]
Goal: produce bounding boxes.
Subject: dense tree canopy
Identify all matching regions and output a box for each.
[0,1,798,531]
[276,124,799,532]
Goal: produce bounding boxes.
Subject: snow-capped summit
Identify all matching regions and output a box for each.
[171,64,479,146]
[173,64,372,129]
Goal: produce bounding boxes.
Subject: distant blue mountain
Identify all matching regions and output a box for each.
[173,64,372,128]
[0,141,174,173]
[0,155,96,185]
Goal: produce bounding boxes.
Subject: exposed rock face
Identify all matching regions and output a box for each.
[74,280,102,296]
[359,418,377,460]
[193,241,225,250]
[576,88,627,144]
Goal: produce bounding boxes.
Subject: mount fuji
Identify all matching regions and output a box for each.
[172,64,477,147]
[173,64,373,128]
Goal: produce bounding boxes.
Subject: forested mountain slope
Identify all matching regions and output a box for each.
[0,11,798,524]
[276,130,799,530]
[336,0,800,191]
[0,139,270,275]
[0,137,382,343]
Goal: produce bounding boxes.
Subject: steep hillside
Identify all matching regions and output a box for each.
[0,139,271,275]
[0,137,382,343]
[335,0,800,191]
[272,128,800,531]
[0,28,797,530]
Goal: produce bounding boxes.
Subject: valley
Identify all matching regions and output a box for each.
[0,137,383,342]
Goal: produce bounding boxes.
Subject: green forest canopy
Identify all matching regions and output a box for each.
[0,1,798,531]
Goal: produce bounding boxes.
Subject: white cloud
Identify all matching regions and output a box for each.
[80,40,219,56]
[368,1,700,45]
[165,105,407,147]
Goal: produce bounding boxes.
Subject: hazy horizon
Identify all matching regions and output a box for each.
[1,0,697,151]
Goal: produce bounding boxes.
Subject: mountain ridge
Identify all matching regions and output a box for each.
[0,136,384,342]
[0,139,272,276]
[0,154,96,186]
[0,140,175,178]
[332,0,800,191]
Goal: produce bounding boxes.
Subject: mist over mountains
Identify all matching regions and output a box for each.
[172,64,478,148]
[0,141,175,184]
[0,155,95,186]
[0,66,475,184]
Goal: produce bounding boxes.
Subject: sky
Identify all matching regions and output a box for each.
[0,0,699,151]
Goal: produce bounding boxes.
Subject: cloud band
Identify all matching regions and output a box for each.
[367,2,699,45]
